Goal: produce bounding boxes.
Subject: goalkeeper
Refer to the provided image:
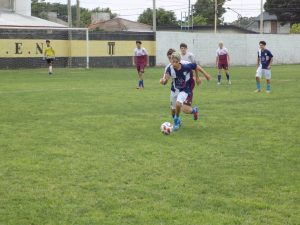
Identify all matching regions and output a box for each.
[43,40,55,75]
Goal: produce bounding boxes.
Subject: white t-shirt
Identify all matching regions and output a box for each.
[134,47,148,56]
[181,52,196,63]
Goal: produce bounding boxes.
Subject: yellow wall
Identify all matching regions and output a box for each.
[0,39,156,58]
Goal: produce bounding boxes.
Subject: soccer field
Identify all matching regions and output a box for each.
[0,65,299,225]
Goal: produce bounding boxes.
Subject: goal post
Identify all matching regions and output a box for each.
[0,26,90,69]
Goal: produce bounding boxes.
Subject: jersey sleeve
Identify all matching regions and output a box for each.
[189,53,196,63]
[186,63,197,70]
[143,48,148,55]
[268,50,273,58]
[166,66,171,76]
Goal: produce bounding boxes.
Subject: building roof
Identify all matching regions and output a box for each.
[88,18,152,32]
[254,11,278,21]
[0,10,66,28]
[157,24,258,34]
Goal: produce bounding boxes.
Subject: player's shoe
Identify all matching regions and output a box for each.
[173,117,181,131]
[266,90,271,94]
[193,107,199,120]
[49,72,52,75]
[254,89,261,93]
[217,82,221,85]
[228,80,231,85]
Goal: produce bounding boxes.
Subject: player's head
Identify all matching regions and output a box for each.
[259,41,266,50]
[180,43,188,55]
[46,40,50,46]
[136,40,142,48]
[219,41,224,49]
[171,52,181,69]
[166,48,176,62]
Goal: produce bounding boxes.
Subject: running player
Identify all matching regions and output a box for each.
[160,52,211,130]
[255,41,273,93]
[216,41,231,85]
[132,41,149,89]
[43,40,55,75]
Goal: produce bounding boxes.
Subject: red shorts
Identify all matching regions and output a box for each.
[218,63,228,70]
[136,64,145,73]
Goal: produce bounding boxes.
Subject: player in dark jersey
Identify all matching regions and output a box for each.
[255,41,273,93]
[160,52,211,131]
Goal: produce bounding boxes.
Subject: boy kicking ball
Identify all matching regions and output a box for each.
[255,41,273,93]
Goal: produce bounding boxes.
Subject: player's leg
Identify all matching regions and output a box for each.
[136,66,142,88]
[265,69,272,93]
[182,93,198,120]
[170,91,177,118]
[255,67,262,92]
[47,59,52,75]
[174,92,188,130]
[217,66,222,85]
[140,65,145,88]
[224,65,231,84]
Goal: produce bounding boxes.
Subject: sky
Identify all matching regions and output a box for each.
[44,0,266,23]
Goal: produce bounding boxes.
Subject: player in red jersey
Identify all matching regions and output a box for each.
[132,41,149,89]
[216,42,231,85]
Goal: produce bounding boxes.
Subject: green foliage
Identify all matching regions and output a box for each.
[191,15,207,25]
[231,17,256,28]
[193,0,226,25]
[264,0,300,23]
[0,66,299,224]
[290,23,300,33]
[138,8,177,26]
[31,0,116,27]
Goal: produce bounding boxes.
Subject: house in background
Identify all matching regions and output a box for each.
[0,0,66,28]
[247,12,290,34]
[89,17,152,32]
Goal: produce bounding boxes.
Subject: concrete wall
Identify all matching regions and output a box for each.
[156,31,300,66]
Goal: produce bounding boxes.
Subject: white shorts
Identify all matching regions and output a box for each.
[170,91,188,110]
[256,67,271,80]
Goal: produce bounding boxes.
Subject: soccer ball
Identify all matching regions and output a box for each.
[160,122,173,135]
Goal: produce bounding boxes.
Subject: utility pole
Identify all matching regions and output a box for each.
[68,0,72,28]
[153,0,156,32]
[214,0,217,33]
[260,0,264,33]
[76,0,80,27]
[188,0,191,30]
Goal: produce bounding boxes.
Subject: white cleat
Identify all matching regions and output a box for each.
[228,80,231,85]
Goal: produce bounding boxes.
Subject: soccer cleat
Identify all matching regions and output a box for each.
[254,89,261,93]
[266,90,271,94]
[173,117,181,131]
[193,107,199,120]
[228,80,232,85]
[217,82,221,85]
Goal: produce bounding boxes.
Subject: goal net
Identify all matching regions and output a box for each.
[0,27,89,69]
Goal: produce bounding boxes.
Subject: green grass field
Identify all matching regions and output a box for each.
[0,65,299,225]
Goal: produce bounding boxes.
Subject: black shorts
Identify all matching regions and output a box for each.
[46,58,54,64]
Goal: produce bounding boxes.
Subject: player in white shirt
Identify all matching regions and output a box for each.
[180,43,197,63]
[132,41,149,89]
[216,42,231,85]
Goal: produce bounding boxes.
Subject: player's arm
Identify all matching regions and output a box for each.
[193,70,202,86]
[132,56,135,66]
[160,72,170,85]
[268,57,273,69]
[257,56,260,68]
[43,49,47,60]
[196,65,211,81]
[227,54,230,67]
[216,55,219,68]
[146,54,150,67]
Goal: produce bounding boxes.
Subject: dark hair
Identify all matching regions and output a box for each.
[167,48,176,56]
[46,40,50,43]
[136,40,142,44]
[180,43,187,48]
[259,41,266,46]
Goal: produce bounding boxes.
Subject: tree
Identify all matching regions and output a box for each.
[193,0,226,25]
[290,23,300,34]
[138,8,177,26]
[191,15,207,25]
[264,0,300,24]
[231,17,256,28]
